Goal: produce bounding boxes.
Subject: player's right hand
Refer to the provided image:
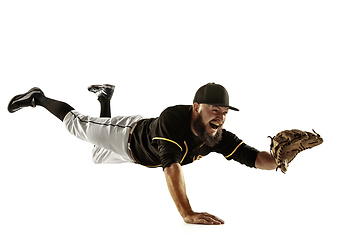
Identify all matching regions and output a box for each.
[183,211,225,225]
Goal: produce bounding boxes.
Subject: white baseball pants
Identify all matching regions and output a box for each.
[63,110,144,164]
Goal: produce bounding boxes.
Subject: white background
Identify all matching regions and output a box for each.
[1,1,359,239]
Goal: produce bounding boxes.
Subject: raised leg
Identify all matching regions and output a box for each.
[7,87,74,122]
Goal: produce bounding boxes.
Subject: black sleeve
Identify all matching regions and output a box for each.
[152,107,188,170]
[158,142,183,169]
[215,130,259,168]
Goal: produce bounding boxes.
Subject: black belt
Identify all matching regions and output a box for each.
[128,120,142,164]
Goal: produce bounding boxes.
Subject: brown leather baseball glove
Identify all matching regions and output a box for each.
[268,129,323,173]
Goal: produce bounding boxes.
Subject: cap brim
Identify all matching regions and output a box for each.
[195,102,240,111]
[214,104,239,111]
[229,106,239,111]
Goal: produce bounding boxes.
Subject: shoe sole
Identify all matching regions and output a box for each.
[88,84,115,92]
[88,84,115,100]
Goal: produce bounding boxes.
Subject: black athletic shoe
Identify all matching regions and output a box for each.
[8,87,44,113]
[88,84,115,100]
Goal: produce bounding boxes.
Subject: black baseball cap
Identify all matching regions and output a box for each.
[193,83,239,111]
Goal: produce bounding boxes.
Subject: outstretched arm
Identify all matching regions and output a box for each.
[164,163,225,225]
[255,151,277,170]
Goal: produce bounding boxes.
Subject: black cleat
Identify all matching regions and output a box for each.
[8,87,44,113]
[88,84,115,100]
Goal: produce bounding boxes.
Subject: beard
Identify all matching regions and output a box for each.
[193,114,223,147]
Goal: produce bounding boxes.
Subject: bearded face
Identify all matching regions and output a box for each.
[192,104,228,147]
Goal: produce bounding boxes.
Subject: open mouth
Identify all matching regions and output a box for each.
[209,121,221,130]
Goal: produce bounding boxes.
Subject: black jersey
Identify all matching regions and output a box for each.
[130,105,259,170]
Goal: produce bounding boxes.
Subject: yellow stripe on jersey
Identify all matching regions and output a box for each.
[225,142,244,159]
[180,141,188,164]
[152,137,183,151]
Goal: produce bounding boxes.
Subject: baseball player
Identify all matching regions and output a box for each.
[7,83,322,225]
